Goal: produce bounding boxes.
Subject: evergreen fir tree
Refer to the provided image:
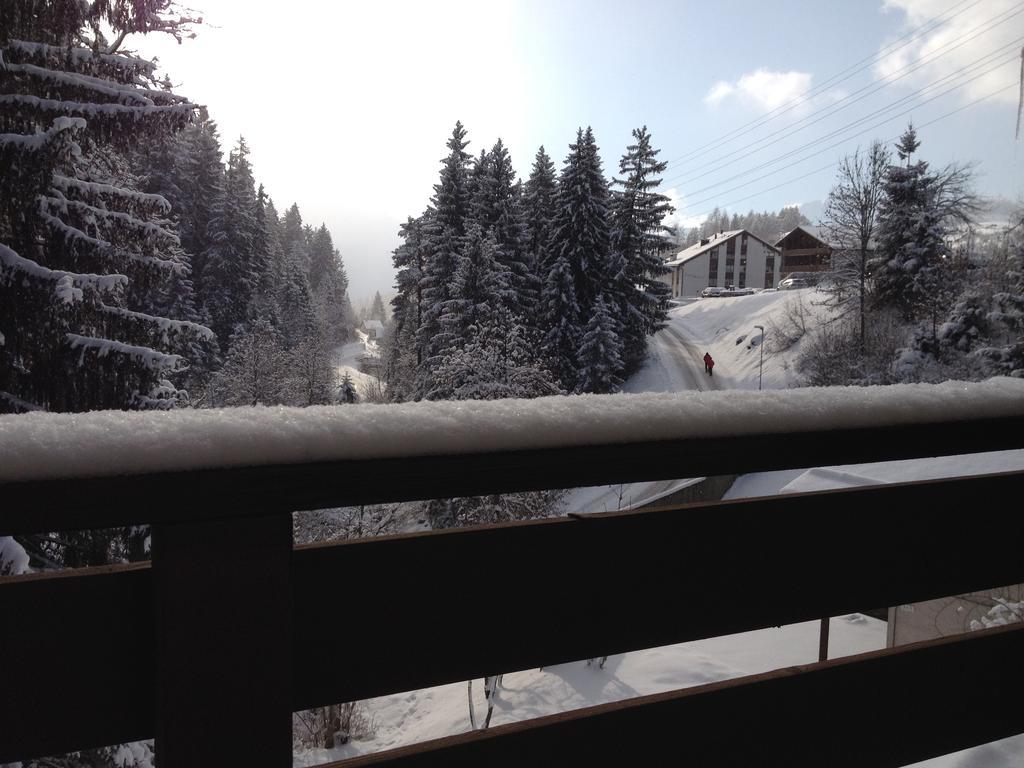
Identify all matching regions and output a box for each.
[277,249,316,347]
[385,213,430,401]
[475,139,537,326]
[523,145,558,277]
[0,9,213,413]
[250,184,282,324]
[308,223,354,342]
[577,294,624,394]
[544,127,615,389]
[201,136,258,346]
[417,121,472,396]
[873,125,932,321]
[175,112,224,282]
[369,290,387,322]
[540,252,581,389]
[338,371,358,403]
[609,126,674,374]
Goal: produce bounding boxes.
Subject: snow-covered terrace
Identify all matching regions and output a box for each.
[2,380,1024,768]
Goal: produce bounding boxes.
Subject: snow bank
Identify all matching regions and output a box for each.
[0,379,1022,482]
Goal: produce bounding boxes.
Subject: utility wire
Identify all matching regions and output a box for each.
[662,0,987,167]
[665,49,1021,200]
[666,3,1024,183]
[670,81,1019,225]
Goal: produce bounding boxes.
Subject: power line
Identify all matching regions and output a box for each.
[670,81,1019,226]
[666,3,1024,184]
[664,49,1021,201]
[662,0,987,167]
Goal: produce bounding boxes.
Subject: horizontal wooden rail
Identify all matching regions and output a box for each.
[3,470,1023,761]
[2,414,1023,534]
[330,622,1024,768]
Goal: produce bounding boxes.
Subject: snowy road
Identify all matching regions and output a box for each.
[563,315,720,513]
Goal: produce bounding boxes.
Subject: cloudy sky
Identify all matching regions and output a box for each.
[139,0,1024,304]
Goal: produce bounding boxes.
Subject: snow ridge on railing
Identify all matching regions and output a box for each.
[0,379,1022,483]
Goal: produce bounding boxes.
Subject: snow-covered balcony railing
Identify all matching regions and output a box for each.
[2,379,1024,768]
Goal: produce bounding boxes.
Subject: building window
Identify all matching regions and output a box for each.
[726,238,735,256]
[741,234,748,256]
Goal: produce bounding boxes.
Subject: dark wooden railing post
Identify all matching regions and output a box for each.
[153,512,293,767]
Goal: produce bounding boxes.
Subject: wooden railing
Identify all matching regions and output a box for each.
[2,396,1024,767]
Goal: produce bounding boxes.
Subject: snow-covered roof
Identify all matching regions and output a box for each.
[777,224,879,251]
[665,230,777,268]
[775,224,829,248]
[363,320,384,331]
[0,379,1022,482]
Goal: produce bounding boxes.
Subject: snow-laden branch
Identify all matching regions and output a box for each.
[42,194,179,245]
[37,208,181,271]
[0,242,127,299]
[0,116,86,151]
[5,39,155,78]
[99,303,215,343]
[52,173,171,214]
[0,93,196,121]
[0,379,1021,483]
[66,333,183,371]
[3,62,158,106]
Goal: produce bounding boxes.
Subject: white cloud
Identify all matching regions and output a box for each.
[703,69,815,112]
[875,0,1020,105]
[704,81,735,106]
[662,187,704,230]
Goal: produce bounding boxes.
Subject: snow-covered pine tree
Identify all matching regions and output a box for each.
[277,247,317,348]
[385,213,430,401]
[417,121,472,397]
[873,125,934,320]
[338,371,358,403]
[308,223,354,342]
[370,290,387,322]
[174,111,223,279]
[471,139,537,325]
[276,202,317,346]
[523,145,558,279]
[429,224,507,399]
[540,252,581,389]
[250,184,283,324]
[874,125,977,341]
[576,294,624,394]
[608,126,674,375]
[544,127,615,390]
[281,202,310,274]
[201,135,258,346]
[0,4,214,413]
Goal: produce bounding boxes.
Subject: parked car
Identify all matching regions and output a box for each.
[778,277,809,290]
[700,287,725,298]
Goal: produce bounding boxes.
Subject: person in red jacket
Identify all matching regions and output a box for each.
[703,351,715,376]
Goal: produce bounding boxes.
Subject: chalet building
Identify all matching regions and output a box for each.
[774,225,833,276]
[661,229,780,298]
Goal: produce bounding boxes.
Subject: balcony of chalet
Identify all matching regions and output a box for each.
[2,379,1023,767]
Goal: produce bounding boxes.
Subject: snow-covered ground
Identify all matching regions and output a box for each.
[334,338,380,399]
[562,288,817,512]
[664,287,825,391]
[295,614,886,766]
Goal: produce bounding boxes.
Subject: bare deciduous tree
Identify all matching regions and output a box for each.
[821,141,889,352]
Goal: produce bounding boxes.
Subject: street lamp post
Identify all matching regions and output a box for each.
[754,325,765,390]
